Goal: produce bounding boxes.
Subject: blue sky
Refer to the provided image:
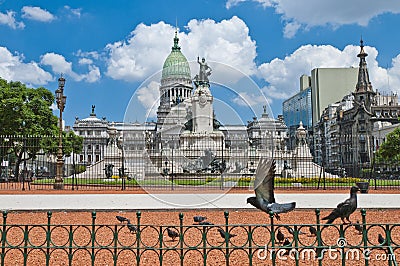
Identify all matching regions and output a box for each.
[1,0,400,126]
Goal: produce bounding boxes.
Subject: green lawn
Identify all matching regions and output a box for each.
[31,176,400,188]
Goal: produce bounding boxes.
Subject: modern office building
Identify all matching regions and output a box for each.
[282,75,312,149]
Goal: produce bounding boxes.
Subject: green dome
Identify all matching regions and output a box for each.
[162,33,191,80]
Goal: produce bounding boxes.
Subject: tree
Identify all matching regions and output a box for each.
[0,78,59,180]
[376,127,400,163]
[0,78,58,136]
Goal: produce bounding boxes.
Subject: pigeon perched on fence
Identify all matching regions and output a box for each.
[166,227,179,241]
[322,186,360,224]
[217,228,236,241]
[247,158,296,220]
[116,215,129,223]
[193,216,207,223]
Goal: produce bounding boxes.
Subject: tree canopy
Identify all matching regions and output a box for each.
[0,78,58,136]
[376,127,400,162]
[0,77,83,179]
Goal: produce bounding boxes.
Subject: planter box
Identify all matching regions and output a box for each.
[356,182,369,194]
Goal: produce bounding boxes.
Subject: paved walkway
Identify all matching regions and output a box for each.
[0,193,399,211]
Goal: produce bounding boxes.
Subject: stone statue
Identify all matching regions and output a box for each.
[104,164,114,178]
[194,57,212,86]
[91,105,95,114]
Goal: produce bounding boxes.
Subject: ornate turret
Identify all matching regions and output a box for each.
[353,38,376,111]
[355,38,373,94]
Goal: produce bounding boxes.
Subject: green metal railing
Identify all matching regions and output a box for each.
[0,209,398,265]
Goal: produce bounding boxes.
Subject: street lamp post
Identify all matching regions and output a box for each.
[54,75,66,190]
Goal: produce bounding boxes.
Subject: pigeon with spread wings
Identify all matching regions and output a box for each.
[247,158,296,220]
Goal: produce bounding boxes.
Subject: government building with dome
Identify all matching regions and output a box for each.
[72,32,294,179]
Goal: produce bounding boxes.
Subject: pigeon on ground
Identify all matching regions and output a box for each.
[276,229,284,243]
[354,221,363,235]
[247,158,296,220]
[309,226,317,237]
[378,234,386,245]
[166,227,179,241]
[284,225,304,235]
[217,228,236,241]
[282,238,292,255]
[198,221,214,226]
[116,215,129,223]
[322,186,360,224]
[126,222,137,234]
[193,216,207,223]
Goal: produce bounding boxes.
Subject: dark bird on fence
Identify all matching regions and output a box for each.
[309,226,317,237]
[276,229,284,243]
[354,221,363,235]
[217,228,236,241]
[198,221,214,226]
[126,222,137,234]
[246,158,296,220]
[116,215,129,223]
[193,216,207,223]
[322,186,360,224]
[166,227,179,241]
[378,233,386,245]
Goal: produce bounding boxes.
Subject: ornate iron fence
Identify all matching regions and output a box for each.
[0,209,398,265]
[1,135,400,191]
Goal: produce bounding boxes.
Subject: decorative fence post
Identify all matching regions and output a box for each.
[46,211,52,266]
[136,211,141,266]
[315,209,323,266]
[361,209,369,266]
[179,213,184,266]
[224,211,230,266]
[269,211,276,266]
[91,211,96,266]
[1,211,7,266]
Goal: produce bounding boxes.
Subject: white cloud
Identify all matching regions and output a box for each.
[0,11,25,29]
[40,52,100,83]
[183,16,257,77]
[257,43,400,100]
[0,47,52,85]
[84,65,101,83]
[21,6,55,22]
[136,81,160,117]
[226,0,400,38]
[105,21,173,82]
[64,6,81,18]
[232,92,266,106]
[75,50,100,60]
[105,16,257,82]
[79,58,93,65]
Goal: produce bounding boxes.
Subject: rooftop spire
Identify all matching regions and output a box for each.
[172,29,181,51]
[355,37,373,93]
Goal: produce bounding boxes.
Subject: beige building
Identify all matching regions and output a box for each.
[311,67,359,126]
